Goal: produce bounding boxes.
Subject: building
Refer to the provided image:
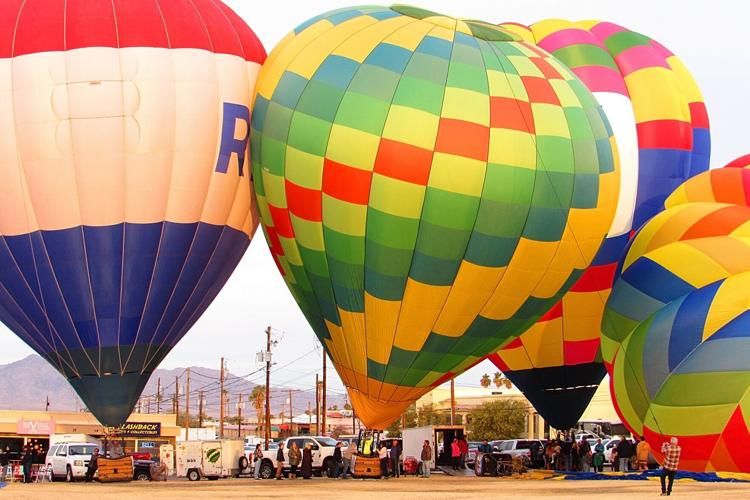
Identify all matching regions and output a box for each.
[0,409,179,459]
[415,380,619,440]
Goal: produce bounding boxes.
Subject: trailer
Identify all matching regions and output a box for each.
[403,425,466,469]
[175,440,247,481]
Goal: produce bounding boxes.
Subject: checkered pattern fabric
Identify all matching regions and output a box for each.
[603,156,750,473]
[489,19,711,430]
[251,6,617,429]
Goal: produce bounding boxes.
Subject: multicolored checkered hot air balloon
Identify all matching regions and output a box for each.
[0,0,265,426]
[602,155,750,472]
[488,19,710,430]
[251,5,619,429]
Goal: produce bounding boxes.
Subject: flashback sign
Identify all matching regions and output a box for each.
[109,422,162,437]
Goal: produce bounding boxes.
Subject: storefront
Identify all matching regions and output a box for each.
[0,410,179,460]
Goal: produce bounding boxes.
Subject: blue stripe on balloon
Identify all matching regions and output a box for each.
[690,128,711,177]
[707,309,750,341]
[643,298,681,399]
[667,280,721,372]
[0,222,249,373]
[622,257,695,304]
[633,148,692,228]
[592,233,630,266]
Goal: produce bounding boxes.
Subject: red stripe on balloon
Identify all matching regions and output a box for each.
[724,154,750,169]
[688,101,710,129]
[2,0,264,62]
[563,339,599,365]
[267,205,294,239]
[636,120,692,150]
[322,159,372,205]
[435,118,490,162]
[571,262,617,292]
[285,180,322,222]
[486,353,510,372]
[682,205,750,240]
[538,301,563,322]
[374,139,433,186]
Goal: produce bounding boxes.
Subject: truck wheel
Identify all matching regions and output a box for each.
[238,456,249,471]
[65,466,74,482]
[135,471,150,481]
[260,461,275,479]
[187,469,201,481]
[47,464,56,482]
[321,458,332,477]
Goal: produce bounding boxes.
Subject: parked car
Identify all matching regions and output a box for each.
[466,441,482,469]
[133,459,155,481]
[490,440,545,468]
[258,436,338,479]
[46,442,98,481]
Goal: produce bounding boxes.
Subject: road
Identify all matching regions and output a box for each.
[4,475,750,499]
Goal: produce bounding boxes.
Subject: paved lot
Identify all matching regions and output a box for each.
[4,475,750,499]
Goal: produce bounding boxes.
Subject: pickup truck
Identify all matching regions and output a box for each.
[257,436,338,479]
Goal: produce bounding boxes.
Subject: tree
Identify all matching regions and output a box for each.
[467,400,527,441]
[328,404,339,411]
[343,402,352,411]
[480,373,491,388]
[493,371,513,389]
[385,418,402,437]
[331,425,348,438]
[417,404,453,426]
[250,386,266,437]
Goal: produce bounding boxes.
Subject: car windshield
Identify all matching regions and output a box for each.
[268,442,279,449]
[68,445,96,456]
[493,441,513,451]
[469,442,482,449]
[316,437,338,447]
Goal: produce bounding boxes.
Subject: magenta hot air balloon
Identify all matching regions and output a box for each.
[0,0,265,426]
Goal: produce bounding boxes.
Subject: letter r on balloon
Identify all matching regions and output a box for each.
[215,102,250,176]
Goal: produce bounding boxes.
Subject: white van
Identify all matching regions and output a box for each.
[46,442,99,481]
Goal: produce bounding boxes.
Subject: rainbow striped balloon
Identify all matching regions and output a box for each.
[251,5,618,429]
[490,19,710,429]
[0,0,265,426]
[603,156,750,472]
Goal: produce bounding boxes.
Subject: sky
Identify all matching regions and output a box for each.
[0,0,748,400]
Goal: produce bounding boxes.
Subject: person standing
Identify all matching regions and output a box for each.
[84,447,99,483]
[450,439,461,471]
[636,437,651,471]
[458,437,468,469]
[22,445,34,483]
[578,438,591,472]
[571,439,580,472]
[341,441,353,479]
[593,439,605,473]
[378,443,389,478]
[389,440,401,478]
[301,443,313,480]
[420,440,432,478]
[288,442,301,480]
[478,440,492,454]
[253,444,263,480]
[616,436,634,473]
[331,442,342,479]
[275,441,285,480]
[660,437,681,496]
[561,436,572,471]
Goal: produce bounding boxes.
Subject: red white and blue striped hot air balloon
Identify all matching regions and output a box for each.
[0,0,265,426]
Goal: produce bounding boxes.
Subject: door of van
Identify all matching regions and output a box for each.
[201,442,223,477]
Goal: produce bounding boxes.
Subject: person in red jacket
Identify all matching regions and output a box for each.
[458,437,469,469]
[451,440,461,471]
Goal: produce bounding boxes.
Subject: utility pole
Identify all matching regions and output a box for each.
[199,391,205,428]
[174,375,180,424]
[450,377,456,426]
[185,368,191,435]
[322,352,327,435]
[315,373,320,435]
[237,393,243,439]
[220,357,225,439]
[156,378,161,413]
[289,390,293,436]
[264,326,272,450]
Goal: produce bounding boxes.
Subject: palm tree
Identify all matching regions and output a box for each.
[480,373,491,388]
[251,386,266,435]
[493,371,513,389]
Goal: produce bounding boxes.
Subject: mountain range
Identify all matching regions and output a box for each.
[0,354,346,420]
